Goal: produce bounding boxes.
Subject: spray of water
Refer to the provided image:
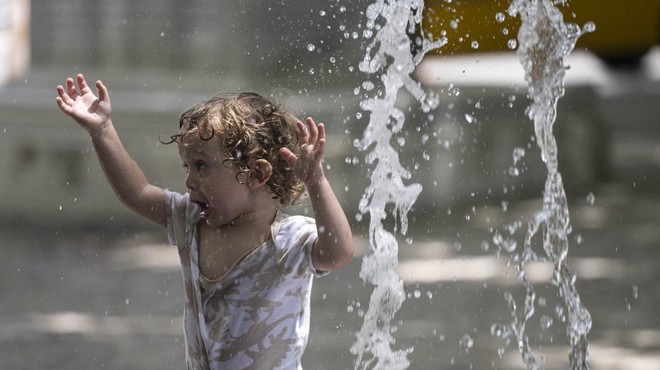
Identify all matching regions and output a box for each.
[491,1,594,368]
[350,1,445,369]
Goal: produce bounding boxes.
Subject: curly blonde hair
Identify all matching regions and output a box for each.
[166,92,305,206]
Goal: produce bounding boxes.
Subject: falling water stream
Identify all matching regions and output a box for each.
[349,1,445,368]
[493,1,593,368]
[351,0,593,369]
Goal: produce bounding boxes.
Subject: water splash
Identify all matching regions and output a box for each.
[350,1,445,369]
[493,1,594,368]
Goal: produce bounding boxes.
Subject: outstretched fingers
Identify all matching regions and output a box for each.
[313,123,326,162]
[278,147,298,167]
[76,74,92,96]
[64,77,77,100]
[96,80,109,103]
[302,117,320,145]
[56,84,75,115]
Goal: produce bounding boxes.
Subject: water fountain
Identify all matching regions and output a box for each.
[492,1,593,368]
[349,1,445,368]
[351,0,593,369]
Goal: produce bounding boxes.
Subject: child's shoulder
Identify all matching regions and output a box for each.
[271,212,316,247]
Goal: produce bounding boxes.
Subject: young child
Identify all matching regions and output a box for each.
[55,74,354,369]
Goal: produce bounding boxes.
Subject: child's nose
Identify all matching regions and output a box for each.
[185,172,196,191]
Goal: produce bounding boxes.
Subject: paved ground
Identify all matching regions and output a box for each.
[1,176,659,369]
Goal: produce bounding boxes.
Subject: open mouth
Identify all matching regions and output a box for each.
[191,199,210,218]
[199,203,210,218]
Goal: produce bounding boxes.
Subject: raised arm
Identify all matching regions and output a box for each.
[56,74,167,228]
[279,117,354,272]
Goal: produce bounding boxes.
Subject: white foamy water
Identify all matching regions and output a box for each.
[350,0,444,369]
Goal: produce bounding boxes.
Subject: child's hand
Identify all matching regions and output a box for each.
[56,74,112,137]
[279,117,326,186]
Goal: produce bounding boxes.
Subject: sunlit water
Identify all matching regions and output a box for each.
[488,1,594,369]
[351,0,594,369]
[349,0,444,369]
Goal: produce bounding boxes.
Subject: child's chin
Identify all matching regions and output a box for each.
[203,217,217,228]
[203,216,224,229]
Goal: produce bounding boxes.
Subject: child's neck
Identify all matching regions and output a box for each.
[197,207,277,281]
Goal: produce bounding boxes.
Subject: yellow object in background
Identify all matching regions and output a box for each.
[423,0,660,64]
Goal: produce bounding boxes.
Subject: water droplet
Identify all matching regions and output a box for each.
[583,21,596,33]
[413,290,421,299]
[470,40,479,49]
[362,81,375,91]
[339,6,346,12]
[512,147,526,163]
[347,305,354,313]
[555,304,565,320]
[507,39,518,49]
[306,43,316,52]
[459,334,474,352]
[540,315,554,329]
[490,323,509,338]
[355,112,362,119]
[319,10,326,16]
[632,285,639,300]
[586,192,595,205]
[464,113,474,123]
[503,239,517,252]
[495,12,506,23]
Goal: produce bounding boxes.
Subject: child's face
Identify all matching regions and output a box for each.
[178,137,256,228]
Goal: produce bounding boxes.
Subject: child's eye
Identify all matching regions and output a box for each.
[195,161,208,171]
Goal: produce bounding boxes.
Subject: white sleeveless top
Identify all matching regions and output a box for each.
[164,190,324,370]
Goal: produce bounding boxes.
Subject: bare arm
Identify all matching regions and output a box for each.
[56,74,167,228]
[280,117,354,272]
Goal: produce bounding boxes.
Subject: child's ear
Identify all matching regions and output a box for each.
[249,159,273,189]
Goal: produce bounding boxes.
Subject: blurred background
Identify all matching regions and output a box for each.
[0,0,659,369]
